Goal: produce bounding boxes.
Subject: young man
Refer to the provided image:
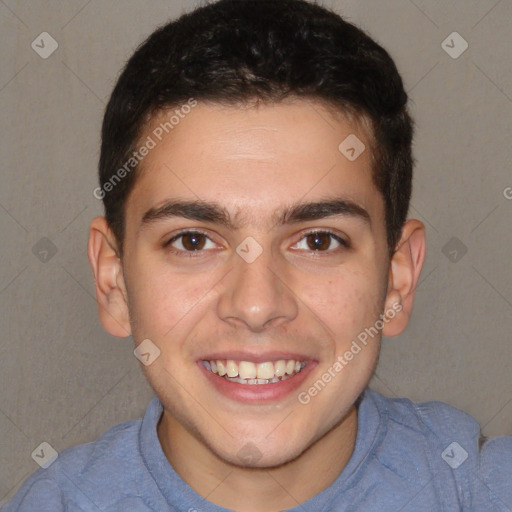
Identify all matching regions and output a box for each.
[4,0,511,510]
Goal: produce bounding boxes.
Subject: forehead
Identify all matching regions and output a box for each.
[126,99,383,230]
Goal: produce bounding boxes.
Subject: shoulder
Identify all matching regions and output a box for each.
[477,435,512,508]
[2,414,147,511]
[364,388,482,455]
[364,389,512,510]
[366,388,480,435]
[363,389,481,479]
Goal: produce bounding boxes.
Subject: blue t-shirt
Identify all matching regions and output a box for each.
[2,389,511,511]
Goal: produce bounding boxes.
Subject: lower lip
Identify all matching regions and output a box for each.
[198,361,316,404]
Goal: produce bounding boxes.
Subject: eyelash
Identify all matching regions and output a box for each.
[293,230,350,253]
[163,229,350,258]
[163,230,216,258]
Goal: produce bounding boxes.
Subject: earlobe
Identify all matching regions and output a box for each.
[382,219,426,337]
[384,290,402,316]
[88,216,132,338]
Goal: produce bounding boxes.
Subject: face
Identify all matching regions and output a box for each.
[114,99,394,467]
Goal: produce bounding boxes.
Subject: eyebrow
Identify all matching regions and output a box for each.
[140,197,371,231]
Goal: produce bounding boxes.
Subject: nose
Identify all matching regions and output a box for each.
[216,244,299,332]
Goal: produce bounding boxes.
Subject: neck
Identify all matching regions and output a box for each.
[157,405,358,512]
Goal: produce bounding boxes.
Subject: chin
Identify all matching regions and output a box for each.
[210,432,312,470]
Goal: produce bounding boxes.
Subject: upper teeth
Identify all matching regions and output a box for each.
[204,359,305,381]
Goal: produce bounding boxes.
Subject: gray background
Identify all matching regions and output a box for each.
[1,0,511,503]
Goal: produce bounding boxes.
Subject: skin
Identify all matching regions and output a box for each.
[88,98,425,512]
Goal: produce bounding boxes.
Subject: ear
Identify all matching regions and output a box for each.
[382,219,426,337]
[87,216,132,338]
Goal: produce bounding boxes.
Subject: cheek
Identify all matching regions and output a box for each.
[126,262,210,339]
[301,269,383,341]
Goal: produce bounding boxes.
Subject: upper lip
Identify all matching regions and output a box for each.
[199,351,316,364]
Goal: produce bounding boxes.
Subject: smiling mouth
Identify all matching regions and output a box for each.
[202,359,307,385]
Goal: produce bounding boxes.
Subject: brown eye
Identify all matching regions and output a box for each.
[165,231,216,253]
[181,232,206,251]
[292,231,348,252]
[306,232,332,251]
